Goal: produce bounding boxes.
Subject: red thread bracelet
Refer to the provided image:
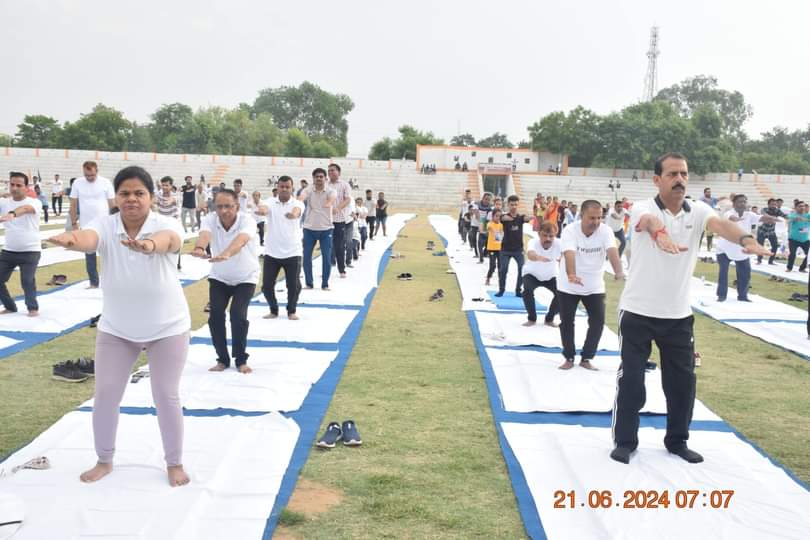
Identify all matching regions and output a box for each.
[652,227,667,241]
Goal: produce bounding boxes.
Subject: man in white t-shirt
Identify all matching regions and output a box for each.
[715,194,778,302]
[69,161,115,287]
[521,221,562,327]
[258,176,304,319]
[51,174,64,216]
[557,200,624,371]
[364,189,377,240]
[356,197,369,250]
[607,200,629,258]
[192,188,259,374]
[0,172,43,316]
[611,153,773,465]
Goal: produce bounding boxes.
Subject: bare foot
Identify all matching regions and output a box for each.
[522,320,536,327]
[208,363,227,372]
[238,364,252,374]
[0,309,15,315]
[167,465,190,487]
[80,462,113,483]
[558,360,575,370]
[262,312,278,319]
[544,320,559,328]
[288,313,299,320]
[27,310,39,317]
[86,285,99,290]
[339,273,347,278]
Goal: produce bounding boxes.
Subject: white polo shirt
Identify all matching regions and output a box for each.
[523,237,560,281]
[85,212,190,342]
[264,196,305,259]
[558,222,615,295]
[201,212,259,286]
[0,197,42,252]
[70,176,114,227]
[606,208,628,232]
[619,197,715,319]
[51,180,63,196]
[716,210,759,261]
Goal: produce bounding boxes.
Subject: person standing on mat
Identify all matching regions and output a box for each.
[258,176,304,320]
[375,191,389,237]
[364,189,377,240]
[192,189,259,374]
[496,195,527,297]
[0,172,43,317]
[786,201,810,272]
[69,161,115,289]
[715,194,777,302]
[521,221,561,328]
[557,200,624,371]
[48,165,191,487]
[485,208,503,286]
[756,198,787,265]
[611,152,773,465]
[51,173,64,216]
[327,163,352,278]
[300,168,336,290]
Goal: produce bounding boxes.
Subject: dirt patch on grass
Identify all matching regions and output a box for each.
[286,478,343,515]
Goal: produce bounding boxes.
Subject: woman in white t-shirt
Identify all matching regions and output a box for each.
[48,165,191,488]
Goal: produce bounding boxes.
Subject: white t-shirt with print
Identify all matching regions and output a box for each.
[523,237,560,281]
[84,212,190,342]
[201,212,260,285]
[557,222,615,295]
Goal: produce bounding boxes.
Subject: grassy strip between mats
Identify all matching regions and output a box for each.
[277,215,526,539]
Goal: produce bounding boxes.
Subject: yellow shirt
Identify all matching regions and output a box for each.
[487,222,503,251]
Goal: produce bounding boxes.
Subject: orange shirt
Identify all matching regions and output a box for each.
[544,202,559,224]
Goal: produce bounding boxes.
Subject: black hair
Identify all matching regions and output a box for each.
[328,163,341,173]
[184,175,192,180]
[215,188,239,202]
[732,194,747,203]
[159,175,174,185]
[507,195,519,203]
[615,200,623,205]
[114,166,155,194]
[277,175,293,185]
[654,152,688,175]
[9,171,29,185]
[704,187,711,193]
[233,178,243,185]
[767,198,776,204]
[312,167,327,177]
[365,188,372,193]
[581,199,602,213]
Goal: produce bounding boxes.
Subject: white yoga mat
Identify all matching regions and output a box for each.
[0,335,21,351]
[176,254,211,281]
[191,304,359,343]
[475,310,620,351]
[724,321,810,358]
[0,282,102,333]
[503,422,810,540]
[0,411,299,540]
[487,347,720,420]
[690,280,807,322]
[83,343,337,412]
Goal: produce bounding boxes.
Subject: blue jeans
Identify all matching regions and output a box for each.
[614,229,626,258]
[498,250,525,293]
[85,252,99,287]
[303,228,333,288]
[716,253,750,300]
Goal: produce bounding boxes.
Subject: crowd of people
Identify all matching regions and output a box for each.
[1,161,390,487]
[457,152,793,464]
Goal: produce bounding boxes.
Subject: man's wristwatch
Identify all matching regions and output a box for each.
[9,210,16,217]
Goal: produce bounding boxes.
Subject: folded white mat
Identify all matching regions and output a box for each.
[192,304,359,344]
[690,278,807,322]
[475,311,620,351]
[502,422,810,540]
[0,282,103,333]
[487,347,720,419]
[0,411,299,540]
[724,321,809,358]
[83,343,337,412]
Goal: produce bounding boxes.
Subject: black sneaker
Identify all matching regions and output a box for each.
[89,314,101,328]
[316,422,342,449]
[341,420,362,446]
[52,362,89,383]
[76,357,94,377]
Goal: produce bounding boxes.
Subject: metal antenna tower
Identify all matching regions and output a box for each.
[642,26,660,102]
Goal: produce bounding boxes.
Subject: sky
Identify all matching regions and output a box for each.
[1,0,808,156]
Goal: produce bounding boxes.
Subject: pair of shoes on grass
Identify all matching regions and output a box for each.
[397,273,413,281]
[316,420,362,449]
[52,357,94,382]
[46,274,67,286]
[429,289,445,302]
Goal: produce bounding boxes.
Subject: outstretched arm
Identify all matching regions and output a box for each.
[209,232,251,262]
[707,215,772,257]
[48,230,100,253]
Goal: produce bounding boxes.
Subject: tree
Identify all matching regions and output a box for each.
[253,81,354,156]
[528,106,602,166]
[368,137,393,161]
[449,133,476,146]
[311,140,337,158]
[389,125,443,160]
[655,75,753,141]
[477,132,513,148]
[61,104,133,151]
[283,128,313,157]
[14,115,63,148]
[149,103,193,153]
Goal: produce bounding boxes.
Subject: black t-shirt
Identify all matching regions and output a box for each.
[376,199,388,215]
[181,184,196,208]
[759,207,786,235]
[501,214,526,252]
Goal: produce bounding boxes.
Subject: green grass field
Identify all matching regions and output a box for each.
[0,215,808,540]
